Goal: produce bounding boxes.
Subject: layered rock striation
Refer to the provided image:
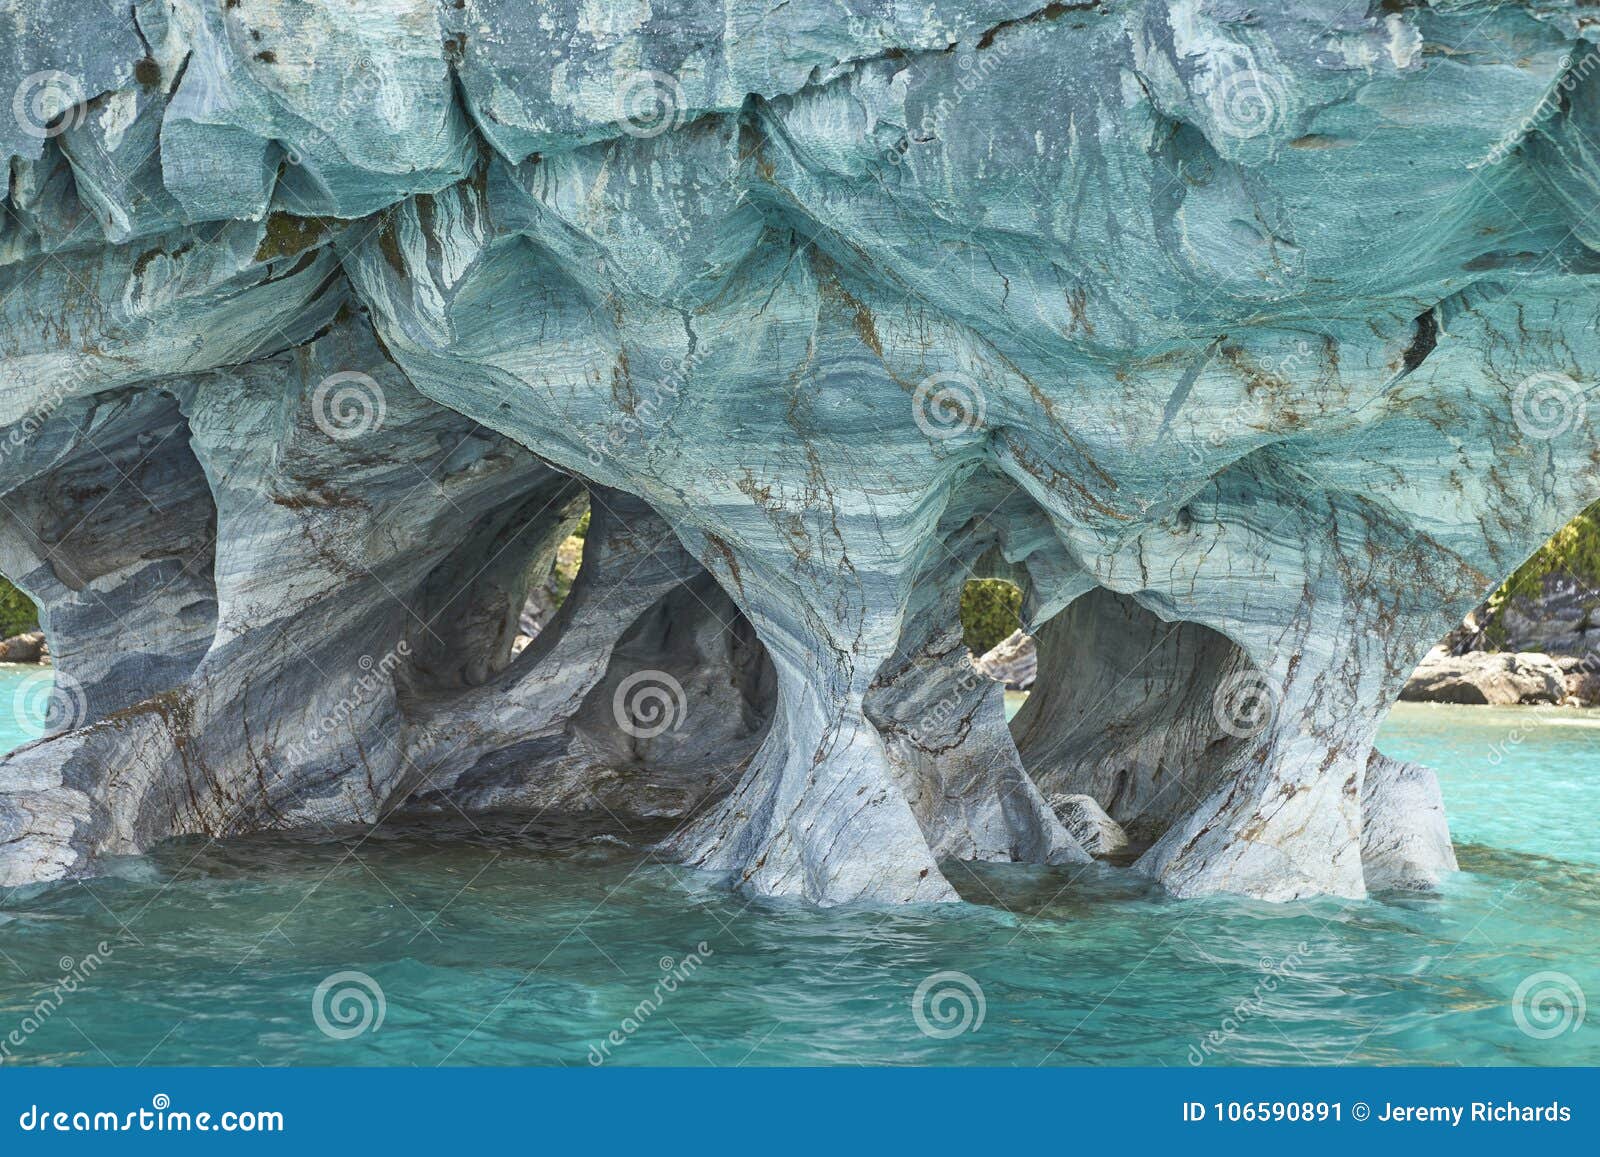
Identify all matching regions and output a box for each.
[3,0,1599,903]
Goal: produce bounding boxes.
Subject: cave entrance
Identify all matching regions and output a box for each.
[960,576,1034,719]
[0,389,219,743]
[568,569,776,818]
[515,499,589,655]
[401,469,588,692]
[397,480,777,825]
[0,571,49,752]
[1008,587,1255,849]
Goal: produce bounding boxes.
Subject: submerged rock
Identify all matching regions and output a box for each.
[1401,650,1566,706]
[5,0,1600,904]
[1361,753,1459,892]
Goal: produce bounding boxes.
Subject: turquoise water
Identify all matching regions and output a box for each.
[0,668,1594,1067]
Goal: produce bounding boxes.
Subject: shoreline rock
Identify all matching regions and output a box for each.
[973,629,1036,691]
[0,630,47,664]
[1554,655,1600,706]
[1360,754,1459,891]
[1399,649,1565,706]
[994,630,1600,709]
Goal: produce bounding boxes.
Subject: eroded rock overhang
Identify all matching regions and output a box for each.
[0,0,1593,904]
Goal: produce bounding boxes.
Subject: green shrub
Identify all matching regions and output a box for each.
[0,577,38,638]
[960,579,1022,656]
[1494,498,1600,603]
[541,507,590,612]
[1469,499,1600,649]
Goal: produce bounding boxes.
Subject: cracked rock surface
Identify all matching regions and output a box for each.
[3,0,1599,904]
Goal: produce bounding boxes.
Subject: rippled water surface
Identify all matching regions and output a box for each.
[0,670,1595,1066]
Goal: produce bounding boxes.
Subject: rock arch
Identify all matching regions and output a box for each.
[1,0,1597,909]
[0,389,217,728]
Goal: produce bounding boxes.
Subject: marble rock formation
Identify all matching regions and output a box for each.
[1048,794,1129,860]
[3,0,1600,905]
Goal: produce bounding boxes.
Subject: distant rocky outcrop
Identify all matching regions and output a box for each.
[1409,573,1600,706]
[0,630,47,663]
[1446,578,1598,656]
[986,611,1600,710]
[1401,650,1566,706]
[973,630,1036,691]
